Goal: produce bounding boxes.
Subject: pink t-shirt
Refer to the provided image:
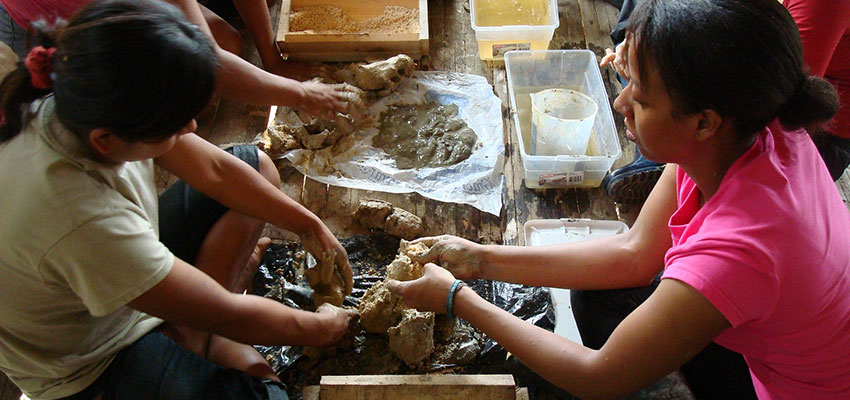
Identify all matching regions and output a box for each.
[662,120,850,399]
[0,0,89,29]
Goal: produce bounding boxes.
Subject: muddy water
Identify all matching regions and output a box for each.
[374,103,478,169]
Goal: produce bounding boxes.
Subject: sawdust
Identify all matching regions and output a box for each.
[289,5,419,34]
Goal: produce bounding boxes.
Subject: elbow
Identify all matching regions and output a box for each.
[563,355,640,400]
[621,232,665,286]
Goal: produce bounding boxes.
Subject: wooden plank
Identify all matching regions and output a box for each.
[516,387,530,400]
[319,374,516,400]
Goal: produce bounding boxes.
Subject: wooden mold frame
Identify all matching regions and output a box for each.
[276,0,429,62]
[302,375,529,400]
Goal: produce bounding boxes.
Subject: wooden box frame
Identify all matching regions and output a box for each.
[276,0,429,61]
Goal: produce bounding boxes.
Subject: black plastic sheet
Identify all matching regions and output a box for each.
[252,232,566,399]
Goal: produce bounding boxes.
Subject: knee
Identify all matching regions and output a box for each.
[256,148,281,187]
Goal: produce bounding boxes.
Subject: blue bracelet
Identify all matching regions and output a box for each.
[446,279,466,319]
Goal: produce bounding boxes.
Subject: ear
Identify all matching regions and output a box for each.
[88,128,117,156]
[694,109,723,142]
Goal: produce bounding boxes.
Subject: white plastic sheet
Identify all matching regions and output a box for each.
[281,71,505,215]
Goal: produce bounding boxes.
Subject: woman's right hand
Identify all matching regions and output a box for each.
[296,79,348,120]
[315,303,359,347]
[410,235,485,280]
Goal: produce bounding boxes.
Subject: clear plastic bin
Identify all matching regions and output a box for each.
[470,0,559,61]
[505,50,622,189]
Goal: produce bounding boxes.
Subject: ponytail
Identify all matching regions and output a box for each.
[0,20,62,142]
[777,75,840,135]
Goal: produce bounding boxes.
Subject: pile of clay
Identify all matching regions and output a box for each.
[374,102,479,169]
[289,5,419,34]
[358,240,482,368]
[353,199,423,240]
[255,54,416,160]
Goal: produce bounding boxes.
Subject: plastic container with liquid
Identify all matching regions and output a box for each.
[530,89,598,156]
[470,0,559,61]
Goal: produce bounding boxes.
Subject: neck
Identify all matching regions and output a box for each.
[679,129,755,203]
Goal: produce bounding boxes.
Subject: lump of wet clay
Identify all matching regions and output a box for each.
[353,199,393,230]
[387,309,435,368]
[386,240,427,281]
[353,200,423,240]
[358,280,406,334]
[358,239,426,333]
[301,237,347,307]
[348,54,415,96]
[384,207,423,240]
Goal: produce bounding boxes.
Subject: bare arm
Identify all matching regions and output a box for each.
[155,134,352,292]
[164,0,345,116]
[128,257,350,346]
[454,278,728,399]
[418,164,678,290]
[156,134,317,234]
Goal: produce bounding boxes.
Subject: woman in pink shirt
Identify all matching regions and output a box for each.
[387,0,850,398]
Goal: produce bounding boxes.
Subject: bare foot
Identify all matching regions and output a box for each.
[237,237,273,294]
[207,335,279,381]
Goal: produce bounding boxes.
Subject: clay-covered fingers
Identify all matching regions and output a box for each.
[334,246,354,295]
[386,263,456,314]
[316,303,359,346]
[409,235,454,264]
[299,79,347,120]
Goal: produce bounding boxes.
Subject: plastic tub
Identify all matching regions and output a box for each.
[505,50,622,188]
[523,218,629,344]
[470,0,559,61]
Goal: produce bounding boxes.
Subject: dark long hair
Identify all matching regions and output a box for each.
[0,0,218,143]
[628,0,839,139]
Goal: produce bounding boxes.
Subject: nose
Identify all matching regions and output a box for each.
[613,82,633,120]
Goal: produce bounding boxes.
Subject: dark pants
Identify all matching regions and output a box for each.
[571,275,758,399]
[62,145,285,400]
[812,133,850,181]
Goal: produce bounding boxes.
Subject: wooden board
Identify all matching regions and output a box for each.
[277,0,429,61]
[310,375,516,400]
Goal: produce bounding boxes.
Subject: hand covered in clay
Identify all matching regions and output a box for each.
[410,235,485,280]
[315,303,360,347]
[600,34,630,82]
[300,225,353,307]
[297,79,349,120]
[385,263,457,314]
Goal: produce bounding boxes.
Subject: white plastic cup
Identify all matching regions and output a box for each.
[530,89,598,156]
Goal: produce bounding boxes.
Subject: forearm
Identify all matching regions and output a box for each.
[479,233,660,290]
[204,153,318,234]
[231,0,280,69]
[453,287,611,397]
[216,49,307,107]
[211,293,336,347]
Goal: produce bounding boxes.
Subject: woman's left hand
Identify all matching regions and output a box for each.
[385,263,456,314]
[300,223,353,296]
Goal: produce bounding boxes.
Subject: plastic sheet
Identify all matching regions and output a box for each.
[252,233,561,399]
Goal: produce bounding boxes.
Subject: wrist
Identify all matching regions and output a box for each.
[446,280,467,319]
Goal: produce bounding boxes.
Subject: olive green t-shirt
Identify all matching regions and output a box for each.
[0,97,173,399]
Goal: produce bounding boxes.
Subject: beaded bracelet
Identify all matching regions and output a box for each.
[446,279,466,319]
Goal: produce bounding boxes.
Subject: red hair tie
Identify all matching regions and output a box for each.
[24,46,57,90]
